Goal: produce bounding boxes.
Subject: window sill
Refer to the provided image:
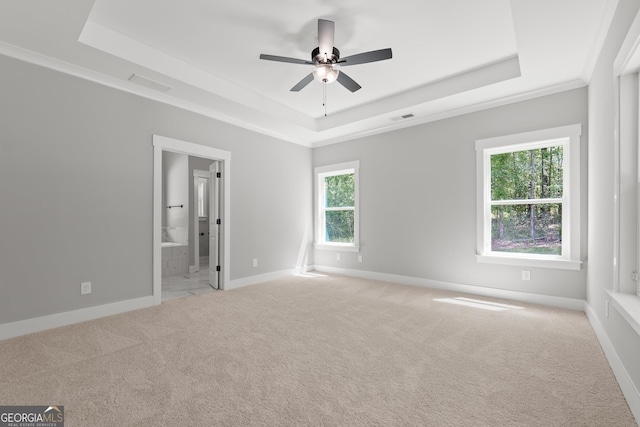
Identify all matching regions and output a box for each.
[476,254,582,270]
[315,243,360,252]
[606,289,640,337]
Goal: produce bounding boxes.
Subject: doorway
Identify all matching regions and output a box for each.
[192,163,221,280]
[153,135,231,305]
[192,162,222,290]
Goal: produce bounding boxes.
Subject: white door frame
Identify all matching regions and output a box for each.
[209,161,221,289]
[153,135,231,305]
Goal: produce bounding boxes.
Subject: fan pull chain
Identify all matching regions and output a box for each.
[323,81,327,117]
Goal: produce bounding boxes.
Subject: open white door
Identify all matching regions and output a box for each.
[209,161,221,289]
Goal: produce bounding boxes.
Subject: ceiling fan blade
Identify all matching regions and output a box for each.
[290,73,315,92]
[259,54,312,65]
[339,48,393,66]
[336,71,361,92]
[317,19,335,58]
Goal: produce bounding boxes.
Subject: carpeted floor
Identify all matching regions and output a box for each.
[0,273,636,426]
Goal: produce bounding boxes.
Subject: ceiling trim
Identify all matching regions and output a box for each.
[0,40,314,147]
[310,79,586,148]
[0,0,616,149]
[0,38,586,149]
[615,2,640,75]
[78,20,525,139]
[581,0,620,82]
[317,55,521,132]
[78,19,316,130]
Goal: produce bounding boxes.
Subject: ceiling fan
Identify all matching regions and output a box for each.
[259,19,392,93]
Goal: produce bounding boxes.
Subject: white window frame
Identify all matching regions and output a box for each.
[475,124,582,270]
[315,161,360,252]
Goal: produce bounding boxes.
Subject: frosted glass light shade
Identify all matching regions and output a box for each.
[313,63,340,83]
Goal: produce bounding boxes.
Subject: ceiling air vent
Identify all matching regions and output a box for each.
[390,113,415,122]
[128,74,172,93]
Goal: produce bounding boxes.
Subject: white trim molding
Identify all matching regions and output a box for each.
[312,265,585,311]
[0,297,154,341]
[476,254,582,270]
[475,124,583,270]
[607,289,640,337]
[225,266,314,291]
[581,0,620,82]
[613,6,640,294]
[314,161,360,251]
[585,302,640,423]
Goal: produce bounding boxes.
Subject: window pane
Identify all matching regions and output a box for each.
[325,173,354,207]
[491,203,562,255]
[325,210,354,243]
[491,146,563,200]
[197,180,208,217]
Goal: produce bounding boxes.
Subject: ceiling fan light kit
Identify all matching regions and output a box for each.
[313,63,340,84]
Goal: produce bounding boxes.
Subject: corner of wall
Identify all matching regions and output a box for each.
[585,301,640,422]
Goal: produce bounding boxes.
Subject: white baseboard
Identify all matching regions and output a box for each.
[0,296,155,341]
[585,303,640,423]
[311,265,585,310]
[0,264,317,339]
[225,265,314,291]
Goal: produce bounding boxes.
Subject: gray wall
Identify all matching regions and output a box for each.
[0,54,313,325]
[163,151,189,229]
[587,0,640,403]
[313,88,588,300]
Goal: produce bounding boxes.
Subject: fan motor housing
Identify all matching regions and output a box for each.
[312,47,340,64]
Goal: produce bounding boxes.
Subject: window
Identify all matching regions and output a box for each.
[196,177,208,218]
[315,161,360,251]
[476,124,582,270]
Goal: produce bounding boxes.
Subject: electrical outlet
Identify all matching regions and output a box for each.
[358,255,363,263]
[336,253,341,261]
[81,282,92,295]
[252,259,258,268]
[605,300,610,318]
[521,270,530,281]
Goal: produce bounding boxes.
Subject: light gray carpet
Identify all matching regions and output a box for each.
[0,273,635,426]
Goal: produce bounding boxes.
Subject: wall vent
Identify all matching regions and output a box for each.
[128,74,172,93]
[390,113,415,122]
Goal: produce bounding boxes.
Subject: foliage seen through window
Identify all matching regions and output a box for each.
[490,146,563,255]
[324,173,355,243]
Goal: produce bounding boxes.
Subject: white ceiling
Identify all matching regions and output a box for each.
[0,0,615,147]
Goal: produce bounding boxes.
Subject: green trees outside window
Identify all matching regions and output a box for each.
[324,173,355,243]
[490,146,563,255]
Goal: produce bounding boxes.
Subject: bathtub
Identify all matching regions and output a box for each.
[161,241,187,248]
[161,241,189,277]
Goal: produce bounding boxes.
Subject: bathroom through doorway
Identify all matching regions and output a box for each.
[153,135,231,305]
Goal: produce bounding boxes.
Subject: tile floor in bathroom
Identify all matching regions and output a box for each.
[161,258,217,302]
